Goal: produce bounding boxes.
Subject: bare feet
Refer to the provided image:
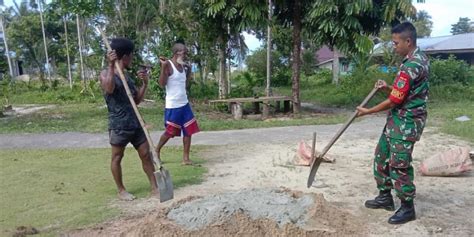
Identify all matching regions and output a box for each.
[117,190,136,201]
[181,159,193,166]
[150,189,160,199]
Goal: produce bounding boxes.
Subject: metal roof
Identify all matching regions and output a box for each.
[418,33,474,53]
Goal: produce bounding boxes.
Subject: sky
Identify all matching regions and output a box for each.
[3,0,473,52]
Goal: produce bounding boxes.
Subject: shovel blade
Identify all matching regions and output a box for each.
[307,157,323,188]
[154,168,174,202]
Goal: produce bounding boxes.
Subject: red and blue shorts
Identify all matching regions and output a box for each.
[164,103,200,137]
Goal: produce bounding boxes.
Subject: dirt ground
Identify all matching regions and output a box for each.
[66,116,473,237]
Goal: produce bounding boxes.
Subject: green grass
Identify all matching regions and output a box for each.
[0,101,347,134]
[428,101,474,142]
[0,147,206,236]
[274,76,474,142]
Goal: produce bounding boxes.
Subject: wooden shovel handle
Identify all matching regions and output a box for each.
[317,87,379,159]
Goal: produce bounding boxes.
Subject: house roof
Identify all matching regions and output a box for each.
[374,33,474,55]
[315,45,345,63]
[417,33,474,53]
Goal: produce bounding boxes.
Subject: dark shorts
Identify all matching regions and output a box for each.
[164,103,200,137]
[109,128,147,149]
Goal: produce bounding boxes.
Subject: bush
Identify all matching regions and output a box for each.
[430,55,474,86]
[430,83,474,102]
[272,69,292,87]
[189,81,219,100]
[335,67,395,106]
[230,72,262,98]
[302,69,332,87]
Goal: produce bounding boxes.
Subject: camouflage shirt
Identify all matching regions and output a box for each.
[385,47,430,142]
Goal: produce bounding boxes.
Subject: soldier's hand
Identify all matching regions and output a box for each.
[356,106,370,117]
[375,79,387,89]
[107,50,117,66]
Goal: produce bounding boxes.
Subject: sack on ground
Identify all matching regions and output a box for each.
[294,140,335,166]
[419,146,472,176]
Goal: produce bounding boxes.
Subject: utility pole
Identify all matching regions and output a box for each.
[0,16,14,77]
[266,0,272,97]
[263,0,273,119]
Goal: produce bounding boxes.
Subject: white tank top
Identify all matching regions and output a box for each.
[165,60,189,108]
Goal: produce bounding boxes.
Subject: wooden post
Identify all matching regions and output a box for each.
[275,101,281,113]
[231,102,243,120]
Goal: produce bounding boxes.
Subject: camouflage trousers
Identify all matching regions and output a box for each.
[373,132,416,201]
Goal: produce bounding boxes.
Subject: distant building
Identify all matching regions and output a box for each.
[373,33,474,65]
[314,45,352,75]
[316,33,474,75]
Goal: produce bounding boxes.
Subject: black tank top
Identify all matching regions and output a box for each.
[104,74,140,130]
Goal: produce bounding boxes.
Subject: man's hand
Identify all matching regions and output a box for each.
[159,56,167,66]
[356,106,370,117]
[137,68,149,85]
[375,79,387,89]
[107,50,117,67]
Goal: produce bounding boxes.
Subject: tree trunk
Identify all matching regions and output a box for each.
[291,0,302,114]
[332,47,340,85]
[39,0,51,83]
[266,0,272,97]
[63,16,73,89]
[227,57,231,95]
[197,61,204,83]
[0,17,14,77]
[76,15,86,88]
[217,32,227,99]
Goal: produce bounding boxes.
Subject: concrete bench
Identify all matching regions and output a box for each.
[209,96,293,120]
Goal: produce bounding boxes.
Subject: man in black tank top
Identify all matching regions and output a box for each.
[99,38,159,201]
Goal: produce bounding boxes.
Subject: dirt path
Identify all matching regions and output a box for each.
[65,115,473,236]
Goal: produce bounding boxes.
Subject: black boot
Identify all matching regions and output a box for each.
[364,190,395,211]
[388,200,416,224]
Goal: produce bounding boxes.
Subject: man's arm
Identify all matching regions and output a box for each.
[134,70,149,105]
[158,60,170,88]
[100,51,117,94]
[356,99,397,117]
[185,64,192,89]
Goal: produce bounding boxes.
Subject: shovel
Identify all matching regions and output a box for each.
[97,28,174,202]
[307,87,379,188]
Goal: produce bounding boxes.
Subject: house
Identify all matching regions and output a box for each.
[316,33,474,74]
[417,33,474,65]
[314,45,352,75]
[373,33,474,65]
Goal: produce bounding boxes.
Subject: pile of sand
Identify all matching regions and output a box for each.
[69,188,365,236]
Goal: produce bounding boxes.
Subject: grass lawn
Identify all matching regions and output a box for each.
[428,101,474,143]
[0,147,206,236]
[0,101,347,134]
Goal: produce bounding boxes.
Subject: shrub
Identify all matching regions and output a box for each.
[430,55,474,86]
[189,81,219,100]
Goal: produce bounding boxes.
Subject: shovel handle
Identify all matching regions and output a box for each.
[307,87,379,188]
[97,28,162,169]
[317,87,379,159]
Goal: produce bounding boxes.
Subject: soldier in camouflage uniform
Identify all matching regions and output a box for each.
[356,22,429,224]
